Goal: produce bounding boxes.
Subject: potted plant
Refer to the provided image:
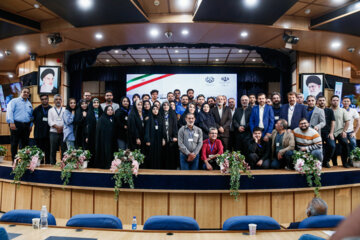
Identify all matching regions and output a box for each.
[58,148,91,186]
[350,147,360,168]
[216,151,253,200]
[11,146,44,184]
[110,149,144,199]
[0,146,7,162]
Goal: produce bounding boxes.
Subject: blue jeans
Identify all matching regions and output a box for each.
[310,148,323,162]
[347,132,357,153]
[180,152,199,170]
[66,140,74,150]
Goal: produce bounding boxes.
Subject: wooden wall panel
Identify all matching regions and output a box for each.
[71,190,94,216]
[294,191,314,221]
[15,185,32,209]
[352,187,360,210]
[50,188,71,219]
[94,191,117,215]
[298,52,315,73]
[143,193,168,223]
[118,192,143,225]
[32,186,51,211]
[320,56,334,75]
[333,59,343,77]
[195,193,221,229]
[247,193,271,216]
[169,193,194,218]
[0,182,2,209]
[320,189,335,215]
[343,61,351,78]
[271,192,294,224]
[1,182,16,212]
[221,193,246,225]
[334,188,351,216]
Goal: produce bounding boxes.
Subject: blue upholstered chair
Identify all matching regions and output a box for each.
[0,227,9,240]
[223,216,281,230]
[66,214,122,229]
[143,216,200,230]
[298,215,345,229]
[298,234,326,240]
[0,209,56,226]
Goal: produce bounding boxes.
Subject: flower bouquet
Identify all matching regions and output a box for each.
[0,146,7,162]
[11,146,44,184]
[216,151,252,200]
[110,149,144,199]
[58,148,91,186]
[350,147,360,168]
[292,150,322,197]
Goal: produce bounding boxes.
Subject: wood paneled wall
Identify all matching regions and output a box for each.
[1,181,360,229]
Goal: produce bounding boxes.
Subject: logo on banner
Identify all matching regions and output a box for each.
[220,76,230,86]
[205,76,215,85]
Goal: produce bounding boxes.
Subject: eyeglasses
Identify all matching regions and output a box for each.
[209,132,217,135]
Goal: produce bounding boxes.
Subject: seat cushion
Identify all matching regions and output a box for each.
[66,214,122,229]
[0,209,56,226]
[223,216,280,230]
[298,215,345,229]
[143,216,200,230]
[0,227,9,240]
[298,234,325,240]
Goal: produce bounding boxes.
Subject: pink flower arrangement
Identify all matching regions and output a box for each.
[132,160,139,175]
[294,159,305,174]
[110,158,122,173]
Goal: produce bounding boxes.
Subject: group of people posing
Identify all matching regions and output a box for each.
[6,87,358,170]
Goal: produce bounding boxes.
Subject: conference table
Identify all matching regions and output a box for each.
[0,223,331,240]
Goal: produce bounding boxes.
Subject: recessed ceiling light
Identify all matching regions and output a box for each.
[304,8,311,15]
[114,50,119,54]
[15,43,27,53]
[142,59,146,62]
[332,0,346,4]
[177,0,191,8]
[178,59,182,62]
[240,31,248,38]
[238,49,243,53]
[77,0,93,10]
[244,0,259,8]
[8,74,13,78]
[181,29,189,35]
[330,40,342,49]
[215,59,219,62]
[106,59,110,62]
[34,3,40,8]
[252,59,256,62]
[95,33,103,40]
[174,50,179,53]
[0,53,3,58]
[149,28,160,37]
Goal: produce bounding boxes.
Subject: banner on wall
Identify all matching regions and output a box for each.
[126,73,237,104]
[334,81,343,100]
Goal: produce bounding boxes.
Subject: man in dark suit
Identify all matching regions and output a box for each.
[280,92,307,130]
[210,95,232,150]
[232,95,252,154]
[249,93,274,142]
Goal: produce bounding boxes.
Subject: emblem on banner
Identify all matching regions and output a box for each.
[205,76,215,86]
[220,76,230,86]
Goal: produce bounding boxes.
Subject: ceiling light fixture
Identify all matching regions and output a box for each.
[142,59,146,62]
[215,59,219,62]
[0,52,3,58]
[240,31,248,38]
[77,0,93,10]
[106,59,110,62]
[34,3,40,8]
[15,43,27,53]
[252,59,256,62]
[174,50,179,53]
[95,33,103,40]
[330,40,342,49]
[244,0,259,8]
[238,49,243,53]
[304,8,311,15]
[181,29,189,35]
[177,0,191,8]
[9,74,13,78]
[114,50,119,54]
[150,29,160,37]
[178,59,182,62]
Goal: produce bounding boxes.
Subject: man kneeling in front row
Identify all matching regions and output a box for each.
[246,127,271,169]
[201,127,224,170]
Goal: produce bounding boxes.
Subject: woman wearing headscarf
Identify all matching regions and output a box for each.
[144,105,166,169]
[85,98,103,167]
[142,100,151,121]
[95,105,117,169]
[198,103,217,140]
[160,101,179,169]
[128,99,145,151]
[178,102,199,128]
[115,96,130,150]
[63,98,77,149]
[74,99,89,149]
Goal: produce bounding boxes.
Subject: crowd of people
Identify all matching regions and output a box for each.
[6,87,359,170]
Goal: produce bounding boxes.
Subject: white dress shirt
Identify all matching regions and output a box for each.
[48,106,65,133]
[259,105,265,129]
[288,103,296,127]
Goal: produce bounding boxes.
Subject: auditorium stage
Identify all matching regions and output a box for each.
[0,162,359,229]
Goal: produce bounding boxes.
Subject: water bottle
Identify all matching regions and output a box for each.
[40,205,48,229]
[131,216,137,230]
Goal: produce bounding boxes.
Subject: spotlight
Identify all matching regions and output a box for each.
[29,53,37,61]
[244,0,259,8]
[4,50,12,56]
[283,33,299,44]
[240,31,248,38]
[15,43,27,53]
[77,0,93,10]
[94,33,103,40]
[164,31,173,38]
[348,47,355,53]
[47,33,63,46]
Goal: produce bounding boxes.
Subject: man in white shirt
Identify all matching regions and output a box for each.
[48,94,66,165]
[342,97,359,155]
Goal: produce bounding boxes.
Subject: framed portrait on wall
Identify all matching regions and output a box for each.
[300,73,324,99]
[38,66,60,94]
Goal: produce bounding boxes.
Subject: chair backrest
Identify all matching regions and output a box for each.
[223,216,281,230]
[298,234,326,240]
[143,216,200,230]
[298,215,345,229]
[0,227,9,240]
[66,214,122,229]
[0,209,56,225]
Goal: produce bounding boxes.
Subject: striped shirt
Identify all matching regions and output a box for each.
[293,127,322,152]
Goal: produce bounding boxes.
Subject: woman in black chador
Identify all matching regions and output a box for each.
[198,103,216,140]
[95,105,116,169]
[128,99,145,151]
[144,105,166,169]
[74,99,88,149]
[115,96,130,150]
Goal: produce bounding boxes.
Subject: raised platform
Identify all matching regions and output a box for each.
[0,162,359,229]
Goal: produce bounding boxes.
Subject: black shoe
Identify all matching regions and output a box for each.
[343,163,350,168]
[348,161,353,167]
[323,162,331,168]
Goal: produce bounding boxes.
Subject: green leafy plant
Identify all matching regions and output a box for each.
[11,146,44,185]
[216,151,253,200]
[350,147,360,162]
[292,150,322,197]
[110,149,144,200]
[57,148,91,186]
[0,146,7,157]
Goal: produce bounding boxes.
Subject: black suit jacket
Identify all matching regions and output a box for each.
[210,106,232,138]
[232,107,252,133]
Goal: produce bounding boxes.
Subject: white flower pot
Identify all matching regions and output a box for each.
[0,156,4,163]
[36,159,41,167]
[353,161,360,168]
[81,161,88,169]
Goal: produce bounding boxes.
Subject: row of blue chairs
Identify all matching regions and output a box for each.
[0,209,345,230]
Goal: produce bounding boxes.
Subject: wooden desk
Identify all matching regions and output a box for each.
[0,223,330,240]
